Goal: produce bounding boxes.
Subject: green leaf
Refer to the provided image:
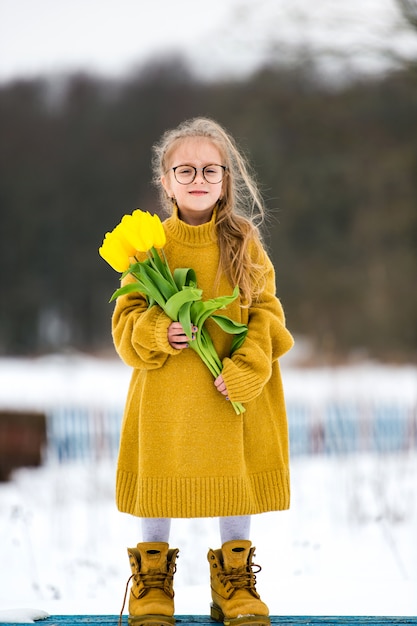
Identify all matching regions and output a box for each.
[230,332,247,353]
[190,286,241,328]
[189,328,221,377]
[211,314,248,335]
[210,314,248,353]
[125,260,150,276]
[141,264,177,301]
[133,268,167,309]
[164,287,203,321]
[178,300,193,339]
[173,267,197,290]
[109,282,143,302]
[200,328,222,369]
[190,300,221,328]
[149,247,176,285]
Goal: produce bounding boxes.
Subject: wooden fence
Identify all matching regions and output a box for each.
[0,410,46,480]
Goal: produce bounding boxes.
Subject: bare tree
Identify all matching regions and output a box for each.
[397,0,417,29]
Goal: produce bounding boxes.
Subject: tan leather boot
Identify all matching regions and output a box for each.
[208,540,270,626]
[126,542,179,626]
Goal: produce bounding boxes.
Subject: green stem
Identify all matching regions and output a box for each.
[188,328,245,415]
[188,331,220,378]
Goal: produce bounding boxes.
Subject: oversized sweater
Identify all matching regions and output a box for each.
[112,210,294,518]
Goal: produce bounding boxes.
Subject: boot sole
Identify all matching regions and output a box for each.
[128,615,175,626]
[210,603,270,626]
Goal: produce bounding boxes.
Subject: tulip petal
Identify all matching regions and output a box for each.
[99,232,131,272]
[151,214,166,248]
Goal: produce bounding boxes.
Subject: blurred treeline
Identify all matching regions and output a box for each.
[0,58,416,361]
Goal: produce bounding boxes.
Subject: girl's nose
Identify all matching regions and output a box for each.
[194,169,205,183]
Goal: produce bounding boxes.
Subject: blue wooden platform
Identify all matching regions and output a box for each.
[10,616,415,626]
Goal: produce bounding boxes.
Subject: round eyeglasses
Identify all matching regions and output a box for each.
[171,164,227,185]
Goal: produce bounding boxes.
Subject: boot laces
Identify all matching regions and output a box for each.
[119,574,134,626]
[221,562,261,595]
[118,563,177,626]
[140,567,175,591]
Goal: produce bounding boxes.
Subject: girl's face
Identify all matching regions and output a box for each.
[161,137,225,226]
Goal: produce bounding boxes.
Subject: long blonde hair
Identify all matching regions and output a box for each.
[152,117,268,305]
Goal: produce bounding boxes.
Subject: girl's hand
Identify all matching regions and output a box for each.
[167,322,197,350]
[214,374,229,400]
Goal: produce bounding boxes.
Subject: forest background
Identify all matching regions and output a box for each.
[1,4,416,363]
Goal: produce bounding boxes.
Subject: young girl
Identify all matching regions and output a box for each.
[112,117,294,626]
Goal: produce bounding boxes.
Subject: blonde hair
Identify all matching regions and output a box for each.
[152,117,268,305]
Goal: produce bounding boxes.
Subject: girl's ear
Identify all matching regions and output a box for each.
[161,174,172,198]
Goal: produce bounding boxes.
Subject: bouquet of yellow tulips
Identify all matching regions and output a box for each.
[99,209,247,414]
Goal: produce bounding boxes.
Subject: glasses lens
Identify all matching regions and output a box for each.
[203,165,224,184]
[174,166,195,184]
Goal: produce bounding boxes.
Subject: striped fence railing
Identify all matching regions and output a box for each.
[44,400,417,464]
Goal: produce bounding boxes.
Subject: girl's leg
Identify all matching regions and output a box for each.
[219,515,251,543]
[210,516,269,624]
[126,520,177,624]
[141,517,172,543]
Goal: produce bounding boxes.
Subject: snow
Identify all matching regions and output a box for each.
[0,355,416,620]
[0,609,49,624]
[0,352,416,411]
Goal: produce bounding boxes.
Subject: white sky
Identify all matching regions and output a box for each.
[1,0,417,83]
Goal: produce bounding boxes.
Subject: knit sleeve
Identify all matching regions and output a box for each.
[221,252,293,404]
[111,278,179,370]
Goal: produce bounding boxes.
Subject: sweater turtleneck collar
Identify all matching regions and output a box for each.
[164,204,218,246]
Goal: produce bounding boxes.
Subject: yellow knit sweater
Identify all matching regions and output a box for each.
[112,210,294,518]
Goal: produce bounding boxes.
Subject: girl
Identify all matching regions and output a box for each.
[112,117,294,626]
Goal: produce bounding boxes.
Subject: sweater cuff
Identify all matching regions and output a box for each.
[153,309,180,355]
[221,357,266,404]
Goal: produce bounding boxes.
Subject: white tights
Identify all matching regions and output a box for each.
[141,516,251,544]
[141,517,172,543]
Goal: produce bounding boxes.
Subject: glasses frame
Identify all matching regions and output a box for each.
[171,164,227,185]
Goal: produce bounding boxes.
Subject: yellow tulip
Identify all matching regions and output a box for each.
[114,223,137,255]
[151,213,166,248]
[118,214,138,249]
[98,227,134,272]
[118,212,148,252]
[99,209,166,273]
[132,210,156,251]
[138,210,156,250]
[118,209,165,252]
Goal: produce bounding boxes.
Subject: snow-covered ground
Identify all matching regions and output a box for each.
[0,355,416,619]
[1,454,416,620]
